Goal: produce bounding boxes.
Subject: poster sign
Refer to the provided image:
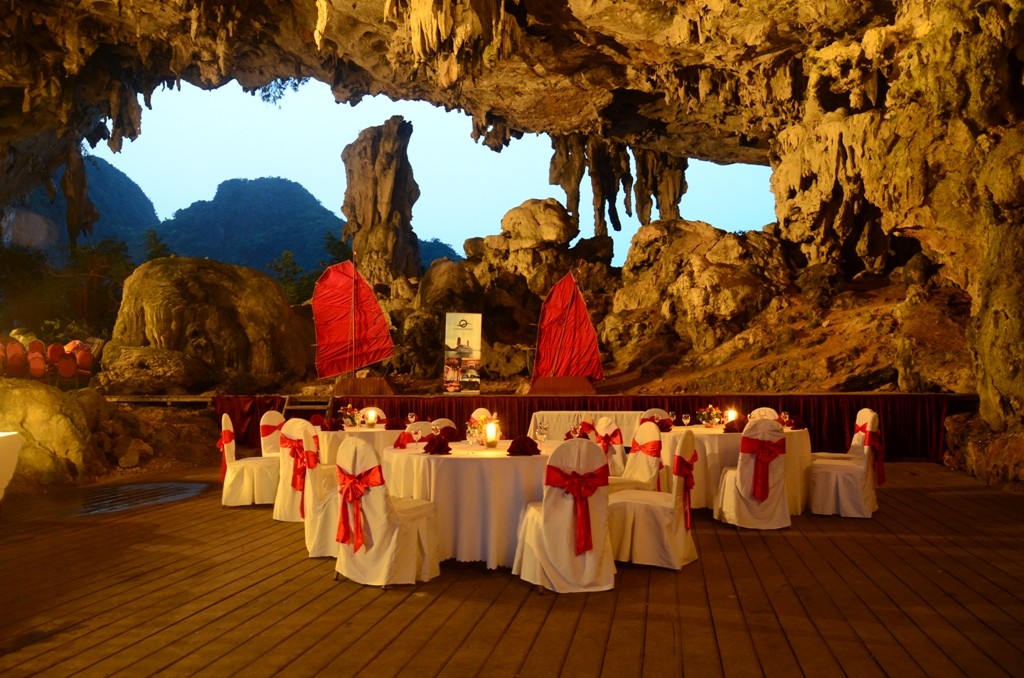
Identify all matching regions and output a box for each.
[443,312,482,394]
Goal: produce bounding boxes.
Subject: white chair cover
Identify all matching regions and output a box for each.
[578,414,597,441]
[512,438,615,593]
[469,407,492,423]
[608,429,698,569]
[221,413,279,507]
[714,419,790,529]
[303,426,340,558]
[405,421,434,437]
[609,421,662,493]
[594,416,626,476]
[809,408,879,517]
[259,410,285,456]
[748,407,780,421]
[431,417,457,430]
[334,438,440,586]
[273,418,315,522]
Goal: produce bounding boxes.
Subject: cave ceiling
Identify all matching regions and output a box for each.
[0,0,892,235]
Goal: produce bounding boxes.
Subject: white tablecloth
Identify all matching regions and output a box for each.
[319,428,402,464]
[383,440,555,569]
[528,411,645,445]
[0,432,22,502]
[662,426,812,515]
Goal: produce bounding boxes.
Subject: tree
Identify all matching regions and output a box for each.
[267,250,317,304]
[142,228,174,260]
[322,230,352,266]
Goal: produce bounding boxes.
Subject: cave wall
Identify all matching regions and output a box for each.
[0,1,1022,442]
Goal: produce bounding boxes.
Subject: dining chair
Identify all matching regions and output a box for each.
[748,406,780,421]
[259,410,285,456]
[714,418,790,529]
[512,437,615,593]
[609,421,662,493]
[334,437,440,586]
[359,406,388,427]
[220,413,280,507]
[430,417,461,441]
[608,429,698,569]
[273,418,316,522]
[809,408,881,517]
[594,416,626,476]
[303,426,341,558]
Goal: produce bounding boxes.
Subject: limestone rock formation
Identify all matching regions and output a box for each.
[99,257,313,394]
[1,1,1023,482]
[341,115,421,295]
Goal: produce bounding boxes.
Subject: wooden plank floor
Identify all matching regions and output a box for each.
[1,463,1023,677]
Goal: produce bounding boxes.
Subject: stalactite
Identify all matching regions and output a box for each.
[60,145,99,244]
[633,148,687,224]
[548,134,586,228]
[586,137,632,236]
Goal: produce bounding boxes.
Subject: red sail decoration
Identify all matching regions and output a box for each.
[312,262,394,379]
[533,273,604,383]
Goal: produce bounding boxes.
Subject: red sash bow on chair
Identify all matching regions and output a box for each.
[216,430,234,482]
[259,421,284,438]
[630,438,664,490]
[579,420,596,436]
[545,464,610,555]
[673,451,699,529]
[280,435,317,517]
[856,423,887,486]
[596,428,623,454]
[739,436,786,502]
[336,465,385,551]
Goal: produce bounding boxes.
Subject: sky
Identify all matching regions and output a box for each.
[91,80,775,267]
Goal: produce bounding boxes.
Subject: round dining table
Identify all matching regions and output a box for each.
[318,427,403,464]
[382,439,556,569]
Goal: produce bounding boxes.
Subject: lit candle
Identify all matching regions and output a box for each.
[726,409,738,422]
[485,421,499,447]
[365,410,377,427]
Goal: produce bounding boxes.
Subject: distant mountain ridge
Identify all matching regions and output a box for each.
[22,157,462,271]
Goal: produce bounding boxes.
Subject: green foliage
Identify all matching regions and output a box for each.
[62,239,135,335]
[322,231,353,267]
[0,244,50,332]
[255,77,310,105]
[142,228,174,260]
[267,250,318,304]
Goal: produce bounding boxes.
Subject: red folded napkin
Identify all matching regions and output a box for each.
[641,416,674,432]
[723,415,748,433]
[438,425,460,442]
[564,429,591,440]
[393,431,416,448]
[787,415,805,430]
[423,435,451,455]
[507,436,540,456]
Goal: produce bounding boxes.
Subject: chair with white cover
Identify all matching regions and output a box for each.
[512,438,615,593]
[748,407,780,421]
[259,410,285,456]
[809,408,881,518]
[608,421,663,493]
[219,414,279,507]
[431,417,461,441]
[334,437,440,586]
[594,416,626,476]
[303,426,340,558]
[639,407,672,426]
[405,420,434,438]
[273,418,317,522]
[608,429,699,569]
[715,419,790,529]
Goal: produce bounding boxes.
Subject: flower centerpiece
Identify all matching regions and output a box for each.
[339,403,360,428]
[697,404,723,427]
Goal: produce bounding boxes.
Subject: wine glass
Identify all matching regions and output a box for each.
[407,412,417,425]
[681,414,691,426]
[669,411,677,426]
[781,411,790,427]
[536,422,548,443]
[411,427,422,444]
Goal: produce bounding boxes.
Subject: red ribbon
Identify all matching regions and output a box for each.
[596,428,623,454]
[739,436,786,502]
[855,423,886,486]
[673,451,699,529]
[393,431,416,448]
[336,464,385,552]
[545,464,610,555]
[579,420,596,435]
[259,421,284,438]
[630,438,664,490]
[280,435,315,518]
[216,430,234,482]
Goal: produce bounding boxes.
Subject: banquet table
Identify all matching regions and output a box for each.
[318,427,401,464]
[383,439,556,569]
[0,432,22,503]
[528,411,645,446]
[662,426,812,515]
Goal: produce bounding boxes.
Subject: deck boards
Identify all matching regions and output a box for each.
[2,463,1023,677]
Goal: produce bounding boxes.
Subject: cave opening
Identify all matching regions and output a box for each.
[85,80,775,269]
